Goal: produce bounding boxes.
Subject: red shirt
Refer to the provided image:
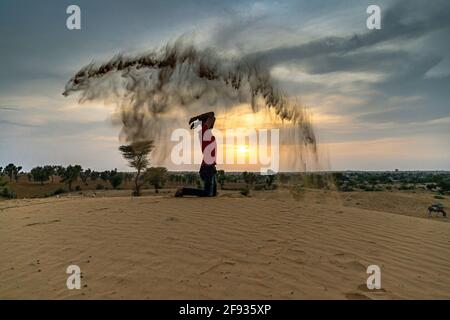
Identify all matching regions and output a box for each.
[201,123,216,165]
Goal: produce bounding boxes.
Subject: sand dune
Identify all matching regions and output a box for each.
[0,190,449,299]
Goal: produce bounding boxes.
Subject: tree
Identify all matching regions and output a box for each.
[60,165,82,191]
[0,175,7,187]
[123,172,134,184]
[3,163,21,182]
[119,140,153,196]
[54,165,65,182]
[278,173,290,184]
[43,165,55,183]
[265,174,275,189]
[217,170,226,189]
[108,170,123,189]
[185,172,199,185]
[90,171,100,182]
[80,168,92,185]
[31,166,51,185]
[145,167,167,193]
[242,171,256,188]
[438,180,450,193]
[100,171,109,182]
[14,166,22,182]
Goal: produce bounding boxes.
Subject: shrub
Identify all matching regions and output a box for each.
[144,167,168,193]
[240,187,250,197]
[1,187,16,199]
[75,185,82,191]
[52,188,66,196]
[109,173,123,189]
[290,185,305,201]
[96,184,105,190]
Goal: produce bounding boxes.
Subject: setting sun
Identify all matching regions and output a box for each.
[237,145,250,154]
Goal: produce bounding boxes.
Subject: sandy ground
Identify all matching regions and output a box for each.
[0,190,449,299]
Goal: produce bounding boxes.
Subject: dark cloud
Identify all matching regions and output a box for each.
[0,106,19,111]
[244,0,450,67]
[0,120,38,127]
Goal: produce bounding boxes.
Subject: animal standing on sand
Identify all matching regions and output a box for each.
[427,203,447,218]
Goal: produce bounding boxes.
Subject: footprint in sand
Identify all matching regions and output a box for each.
[331,253,366,272]
[26,219,61,227]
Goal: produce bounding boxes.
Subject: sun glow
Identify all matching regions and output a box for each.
[237,145,250,155]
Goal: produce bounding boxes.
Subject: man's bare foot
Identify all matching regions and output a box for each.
[174,188,183,197]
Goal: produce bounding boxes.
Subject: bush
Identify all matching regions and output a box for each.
[52,188,66,196]
[339,184,354,192]
[75,185,82,191]
[434,195,445,200]
[240,187,250,197]
[1,187,16,199]
[96,184,105,190]
[290,185,305,201]
[109,173,123,189]
[399,183,414,191]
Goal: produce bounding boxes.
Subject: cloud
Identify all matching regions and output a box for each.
[244,0,450,66]
[1,0,449,170]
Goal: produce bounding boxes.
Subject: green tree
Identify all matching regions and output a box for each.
[278,173,290,185]
[217,170,226,189]
[0,175,7,187]
[80,168,92,185]
[265,174,275,189]
[145,167,167,193]
[43,165,55,183]
[54,165,65,182]
[119,140,153,196]
[3,163,21,182]
[31,166,51,185]
[108,170,123,189]
[438,180,450,193]
[90,171,100,182]
[100,171,109,182]
[242,171,256,188]
[60,165,82,191]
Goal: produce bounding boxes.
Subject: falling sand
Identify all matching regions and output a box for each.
[63,38,318,171]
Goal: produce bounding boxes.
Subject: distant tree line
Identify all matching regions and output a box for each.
[0,160,169,198]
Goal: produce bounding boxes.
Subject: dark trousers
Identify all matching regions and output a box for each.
[182,165,217,197]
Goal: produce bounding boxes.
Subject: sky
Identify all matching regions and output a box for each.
[0,0,449,171]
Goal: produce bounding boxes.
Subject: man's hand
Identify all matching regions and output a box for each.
[190,121,199,129]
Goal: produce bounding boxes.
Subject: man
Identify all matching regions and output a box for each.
[175,111,217,197]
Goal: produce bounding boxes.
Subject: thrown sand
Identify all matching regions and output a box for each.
[0,190,449,299]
